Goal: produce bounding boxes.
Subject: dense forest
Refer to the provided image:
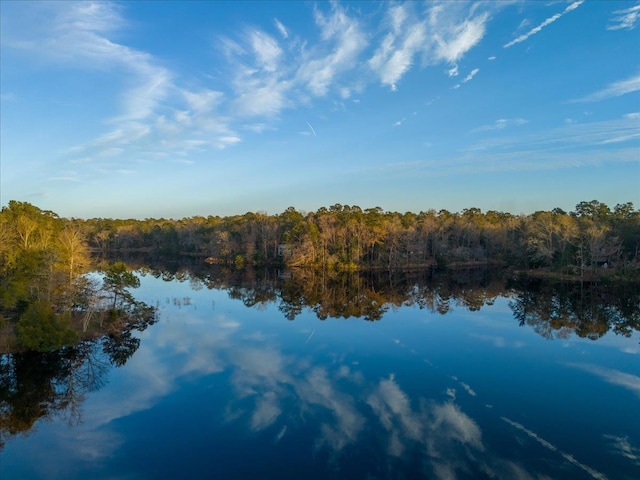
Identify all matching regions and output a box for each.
[2,199,639,275]
[7,199,635,274]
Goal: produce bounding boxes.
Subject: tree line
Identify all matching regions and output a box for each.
[3,199,640,279]
[71,200,639,276]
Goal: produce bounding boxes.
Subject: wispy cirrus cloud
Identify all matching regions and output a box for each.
[42,2,172,124]
[473,117,528,132]
[47,172,84,183]
[464,115,639,152]
[368,2,491,91]
[566,363,640,398]
[572,72,640,102]
[368,4,427,91]
[274,18,289,39]
[5,1,242,179]
[249,29,283,73]
[607,3,640,31]
[453,67,479,89]
[224,2,367,117]
[431,8,489,63]
[367,374,423,456]
[504,0,585,48]
[3,0,503,190]
[502,417,607,480]
[297,3,368,97]
[603,434,640,466]
[363,115,639,180]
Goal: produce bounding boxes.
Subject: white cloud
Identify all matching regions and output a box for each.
[367,3,491,90]
[364,115,639,179]
[47,173,83,182]
[219,37,246,57]
[286,365,365,451]
[607,3,640,31]
[223,3,369,117]
[297,4,367,96]
[242,123,273,133]
[31,3,173,123]
[453,67,479,89]
[599,132,640,144]
[473,117,528,132]
[368,4,427,90]
[573,73,640,102]
[603,434,640,466]
[504,1,585,48]
[566,363,640,398]
[249,29,282,73]
[274,18,289,38]
[251,392,282,430]
[460,382,476,396]
[234,80,288,117]
[3,1,246,179]
[624,112,640,119]
[431,402,483,450]
[463,67,479,83]
[502,417,607,480]
[228,346,364,451]
[368,375,423,441]
[117,65,171,122]
[99,147,125,158]
[183,89,224,114]
[216,136,242,148]
[433,12,489,63]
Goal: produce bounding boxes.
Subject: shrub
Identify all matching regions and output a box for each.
[15,301,78,352]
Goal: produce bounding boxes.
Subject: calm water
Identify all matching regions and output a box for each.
[2,268,639,480]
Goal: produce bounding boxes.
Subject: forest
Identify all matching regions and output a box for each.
[60,199,639,275]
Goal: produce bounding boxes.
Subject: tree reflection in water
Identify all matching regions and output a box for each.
[132,256,639,338]
[0,304,157,447]
[1,259,638,451]
[508,277,640,340]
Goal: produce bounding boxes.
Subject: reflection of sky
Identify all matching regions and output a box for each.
[3,275,639,479]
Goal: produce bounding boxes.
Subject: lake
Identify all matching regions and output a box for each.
[2,266,639,479]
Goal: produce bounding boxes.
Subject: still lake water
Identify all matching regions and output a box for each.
[2,268,639,479]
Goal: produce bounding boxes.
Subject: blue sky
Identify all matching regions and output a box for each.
[1,1,639,219]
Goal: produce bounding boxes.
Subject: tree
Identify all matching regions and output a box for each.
[102,262,140,310]
[57,224,92,290]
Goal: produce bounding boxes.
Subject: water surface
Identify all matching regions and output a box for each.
[2,269,639,479]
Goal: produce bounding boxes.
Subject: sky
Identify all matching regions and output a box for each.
[1,0,639,219]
